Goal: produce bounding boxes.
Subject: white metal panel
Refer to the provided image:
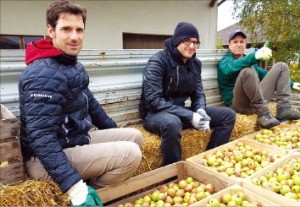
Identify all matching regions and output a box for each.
[0,49,229,125]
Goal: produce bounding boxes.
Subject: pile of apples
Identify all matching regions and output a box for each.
[254,127,300,149]
[196,141,280,178]
[117,177,216,207]
[205,191,261,207]
[251,157,300,202]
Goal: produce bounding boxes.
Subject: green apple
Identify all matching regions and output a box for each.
[255,133,262,140]
[178,180,187,189]
[151,191,159,202]
[280,185,291,195]
[185,176,194,184]
[221,193,231,204]
[292,185,300,194]
[206,156,216,166]
[208,198,220,207]
[271,182,281,193]
[156,200,165,207]
[227,200,236,207]
[285,192,297,200]
[251,177,261,186]
[292,175,300,186]
[231,193,242,206]
[293,163,300,171]
[226,167,235,176]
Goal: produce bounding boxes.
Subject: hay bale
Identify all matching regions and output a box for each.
[231,113,258,141]
[0,180,69,206]
[132,126,210,176]
[133,102,281,175]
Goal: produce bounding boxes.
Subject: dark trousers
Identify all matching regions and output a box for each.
[143,107,236,166]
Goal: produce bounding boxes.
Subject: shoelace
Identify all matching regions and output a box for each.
[264,113,273,120]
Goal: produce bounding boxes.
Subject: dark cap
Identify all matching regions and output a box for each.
[171,22,199,46]
[228,30,247,42]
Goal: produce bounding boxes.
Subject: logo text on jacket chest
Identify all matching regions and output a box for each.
[30,93,53,98]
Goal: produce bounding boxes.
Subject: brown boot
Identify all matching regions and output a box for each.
[277,108,300,120]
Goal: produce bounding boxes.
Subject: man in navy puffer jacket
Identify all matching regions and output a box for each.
[19,0,142,206]
[139,22,236,166]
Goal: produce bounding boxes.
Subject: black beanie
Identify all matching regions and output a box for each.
[171,22,199,46]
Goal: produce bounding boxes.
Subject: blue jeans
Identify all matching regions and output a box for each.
[143,107,236,165]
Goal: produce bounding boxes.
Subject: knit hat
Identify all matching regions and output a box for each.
[171,22,199,46]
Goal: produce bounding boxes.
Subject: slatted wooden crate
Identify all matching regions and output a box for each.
[0,114,25,185]
[192,184,280,206]
[97,161,233,206]
[243,152,300,207]
[186,138,288,186]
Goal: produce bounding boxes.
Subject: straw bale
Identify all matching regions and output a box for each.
[133,102,282,175]
[132,126,210,176]
[230,113,258,141]
[0,180,69,206]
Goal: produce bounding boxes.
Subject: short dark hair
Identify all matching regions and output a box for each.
[46,0,87,28]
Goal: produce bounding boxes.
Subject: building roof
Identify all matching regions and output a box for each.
[217,23,251,46]
[217,22,265,47]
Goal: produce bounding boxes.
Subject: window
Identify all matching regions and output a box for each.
[123,33,172,49]
[0,35,45,49]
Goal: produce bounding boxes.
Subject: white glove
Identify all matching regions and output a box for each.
[292,82,300,91]
[67,179,88,205]
[197,109,211,121]
[191,113,210,132]
[255,47,272,61]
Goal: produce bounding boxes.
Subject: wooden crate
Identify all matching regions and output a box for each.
[242,152,300,207]
[191,184,280,206]
[97,161,233,205]
[243,120,300,152]
[0,117,25,185]
[186,138,288,186]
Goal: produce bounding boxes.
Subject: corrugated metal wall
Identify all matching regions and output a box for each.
[0,49,249,126]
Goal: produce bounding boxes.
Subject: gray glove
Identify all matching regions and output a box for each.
[197,109,211,121]
[191,113,210,132]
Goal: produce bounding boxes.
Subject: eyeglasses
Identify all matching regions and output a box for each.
[182,38,200,47]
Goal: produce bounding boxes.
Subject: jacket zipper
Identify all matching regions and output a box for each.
[82,91,89,110]
[175,66,179,91]
[166,78,172,95]
[82,91,92,127]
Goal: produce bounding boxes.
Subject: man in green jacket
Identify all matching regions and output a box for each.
[218,30,300,129]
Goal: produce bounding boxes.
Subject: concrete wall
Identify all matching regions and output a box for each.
[0,0,217,49]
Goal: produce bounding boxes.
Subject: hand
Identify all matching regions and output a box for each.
[293,82,300,91]
[191,113,210,132]
[196,109,211,121]
[68,180,103,206]
[255,47,272,61]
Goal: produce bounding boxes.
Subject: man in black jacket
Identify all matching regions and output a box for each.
[139,22,236,166]
[19,0,142,206]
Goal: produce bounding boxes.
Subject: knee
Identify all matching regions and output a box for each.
[162,116,182,133]
[161,116,182,139]
[130,128,143,147]
[128,142,143,166]
[240,67,258,79]
[273,62,290,73]
[224,107,236,124]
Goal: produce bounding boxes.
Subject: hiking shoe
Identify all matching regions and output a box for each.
[277,108,300,120]
[258,113,280,129]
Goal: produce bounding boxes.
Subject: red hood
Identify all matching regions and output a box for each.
[25,39,63,65]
